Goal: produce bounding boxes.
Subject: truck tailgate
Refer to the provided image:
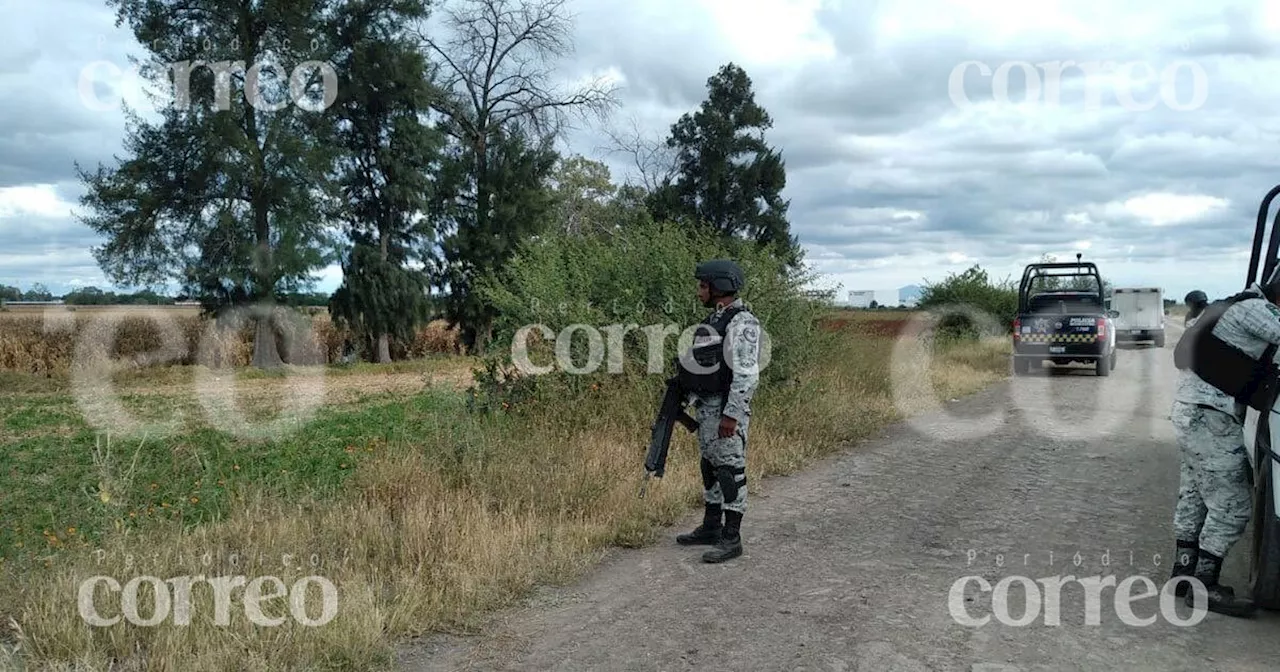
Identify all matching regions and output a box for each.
[1018,314,1101,343]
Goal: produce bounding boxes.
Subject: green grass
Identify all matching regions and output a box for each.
[0,357,476,571]
[0,385,470,566]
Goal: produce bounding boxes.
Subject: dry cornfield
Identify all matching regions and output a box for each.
[0,307,463,373]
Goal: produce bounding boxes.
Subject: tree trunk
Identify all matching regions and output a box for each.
[467,137,492,358]
[251,204,283,369]
[377,224,393,364]
[377,333,391,363]
[472,318,493,356]
[462,324,482,356]
[251,315,283,368]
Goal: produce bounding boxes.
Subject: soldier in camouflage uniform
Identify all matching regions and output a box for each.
[676,260,761,563]
[1170,280,1280,617]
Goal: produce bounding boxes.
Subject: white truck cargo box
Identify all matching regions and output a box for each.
[1110,287,1165,346]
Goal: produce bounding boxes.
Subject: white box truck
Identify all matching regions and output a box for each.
[1110,286,1165,347]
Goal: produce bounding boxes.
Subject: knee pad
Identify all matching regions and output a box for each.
[714,465,746,503]
[700,457,716,490]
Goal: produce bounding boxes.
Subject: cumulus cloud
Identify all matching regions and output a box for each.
[4,0,1280,302]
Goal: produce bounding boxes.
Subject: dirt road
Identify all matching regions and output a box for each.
[400,321,1280,671]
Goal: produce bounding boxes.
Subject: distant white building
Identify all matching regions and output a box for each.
[848,290,875,308]
[848,290,899,308]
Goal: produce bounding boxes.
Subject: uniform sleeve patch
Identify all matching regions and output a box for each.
[1267,303,1280,318]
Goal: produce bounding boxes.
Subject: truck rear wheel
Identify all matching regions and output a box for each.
[1096,354,1111,376]
[1251,477,1280,610]
[1013,358,1029,375]
[1251,412,1280,610]
[1154,332,1166,348]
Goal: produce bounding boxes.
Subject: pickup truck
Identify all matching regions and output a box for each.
[1011,257,1118,376]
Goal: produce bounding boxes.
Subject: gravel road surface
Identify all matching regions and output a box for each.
[400,320,1280,671]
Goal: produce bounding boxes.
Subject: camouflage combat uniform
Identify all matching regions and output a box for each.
[689,297,761,514]
[1171,284,1280,557]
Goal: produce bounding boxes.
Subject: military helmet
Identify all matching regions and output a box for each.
[695,259,745,294]
[1184,290,1208,306]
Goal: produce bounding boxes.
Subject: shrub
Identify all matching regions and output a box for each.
[470,219,827,411]
[917,265,1018,340]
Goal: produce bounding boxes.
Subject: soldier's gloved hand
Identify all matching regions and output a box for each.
[718,415,737,438]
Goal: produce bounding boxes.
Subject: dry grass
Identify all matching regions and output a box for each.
[0,310,1010,671]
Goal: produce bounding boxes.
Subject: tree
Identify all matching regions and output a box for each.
[418,0,618,353]
[23,283,53,301]
[548,155,615,235]
[64,286,110,305]
[326,0,442,363]
[429,127,560,352]
[600,115,678,194]
[329,244,432,360]
[652,62,798,263]
[1031,253,1111,295]
[77,0,340,368]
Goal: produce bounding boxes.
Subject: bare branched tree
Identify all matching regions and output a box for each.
[598,115,678,193]
[418,0,619,143]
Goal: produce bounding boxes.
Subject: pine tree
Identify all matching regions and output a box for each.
[326,0,442,363]
[76,0,340,368]
[428,127,559,353]
[652,63,799,264]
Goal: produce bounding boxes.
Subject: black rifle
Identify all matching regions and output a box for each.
[640,377,698,498]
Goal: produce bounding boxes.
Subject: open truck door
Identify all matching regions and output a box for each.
[1242,183,1280,609]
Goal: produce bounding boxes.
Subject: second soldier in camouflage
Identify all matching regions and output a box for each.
[1170,280,1280,617]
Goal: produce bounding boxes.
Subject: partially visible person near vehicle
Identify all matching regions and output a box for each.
[1184,290,1209,326]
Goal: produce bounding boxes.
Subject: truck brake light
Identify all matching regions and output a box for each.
[1096,317,1106,339]
[1012,317,1021,340]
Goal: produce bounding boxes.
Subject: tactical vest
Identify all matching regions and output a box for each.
[1174,291,1280,411]
[676,306,744,395]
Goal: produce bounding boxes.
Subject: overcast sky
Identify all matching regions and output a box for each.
[4,0,1280,303]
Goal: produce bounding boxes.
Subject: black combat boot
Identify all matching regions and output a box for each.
[1170,539,1198,597]
[676,503,722,545]
[1184,549,1256,618]
[702,510,743,563]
